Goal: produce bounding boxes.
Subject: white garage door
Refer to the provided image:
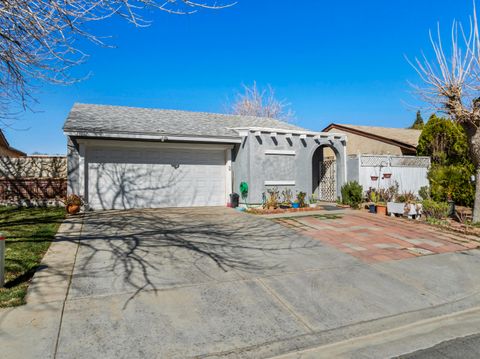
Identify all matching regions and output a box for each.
[86,145,227,209]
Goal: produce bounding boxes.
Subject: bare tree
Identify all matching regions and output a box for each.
[230,82,294,122]
[409,2,480,222]
[0,0,234,121]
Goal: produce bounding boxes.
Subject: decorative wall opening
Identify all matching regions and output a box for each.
[312,145,340,202]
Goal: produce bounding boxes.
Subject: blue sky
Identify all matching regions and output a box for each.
[6,0,472,154]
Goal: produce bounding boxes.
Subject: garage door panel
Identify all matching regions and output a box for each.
[87,147,226,209]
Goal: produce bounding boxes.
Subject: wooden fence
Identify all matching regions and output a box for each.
[0,156,67,206]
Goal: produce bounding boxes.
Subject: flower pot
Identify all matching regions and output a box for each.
[66,204,80,215]
[376,204,387,216]
[292,202,300,209]
[368,204,376,213]
[309,203,317,208]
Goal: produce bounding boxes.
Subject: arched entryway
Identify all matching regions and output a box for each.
[312,144,345,202]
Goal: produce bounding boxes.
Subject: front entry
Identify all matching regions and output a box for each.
[318,159,336,201]
[312,144,344,202]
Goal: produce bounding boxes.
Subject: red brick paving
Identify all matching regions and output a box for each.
[274,211,480,263]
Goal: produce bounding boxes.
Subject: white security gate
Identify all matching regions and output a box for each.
[86,145,227,209]
[319,159,336,201]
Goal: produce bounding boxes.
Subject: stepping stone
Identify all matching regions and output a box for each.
[406,247,434,256]
[374,243,404,249]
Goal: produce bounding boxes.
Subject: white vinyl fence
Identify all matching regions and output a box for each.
[347,154,431,196]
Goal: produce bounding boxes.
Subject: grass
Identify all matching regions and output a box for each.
[0,206,65,308]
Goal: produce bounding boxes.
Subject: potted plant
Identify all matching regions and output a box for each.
[297,191,307,208]
[280,189,293,209]
[264,188,280,210]
[292,200,300,209]
[368,190,377,213]
[376,200,388,216]
[65,194,84,215]
[308,194,317,208]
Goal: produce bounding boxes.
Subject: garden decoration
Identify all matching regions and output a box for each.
[240,182,248,207]
[376,159,393,186]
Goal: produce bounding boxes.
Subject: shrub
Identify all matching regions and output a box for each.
[418,186,430,201]
[417,115,475,207]
[341,181,363,209]
[422,199,449,220]
[428,164,475,207]
[417,115,470,166]
[396,191,416,203]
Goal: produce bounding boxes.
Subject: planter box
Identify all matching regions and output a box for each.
[387,202,422,218]
[376,204,387,216]
[387,202,406,216]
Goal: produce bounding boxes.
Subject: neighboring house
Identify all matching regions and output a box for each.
[64,103,347,210]
[322,124,421,156]
[0,130,26,157]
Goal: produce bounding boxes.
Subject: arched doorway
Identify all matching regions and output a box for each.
[312,144,343,202]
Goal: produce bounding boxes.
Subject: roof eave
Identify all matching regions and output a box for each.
[64,130,242,144]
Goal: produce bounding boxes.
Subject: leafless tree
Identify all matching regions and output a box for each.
[409,2,480,222]
[230,81,295,122]
[0,0,234,122]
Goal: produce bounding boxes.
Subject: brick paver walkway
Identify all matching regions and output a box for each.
[274,211,480,263]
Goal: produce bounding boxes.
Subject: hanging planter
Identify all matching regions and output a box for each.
[383,158,392,179]
[370,175,379,181]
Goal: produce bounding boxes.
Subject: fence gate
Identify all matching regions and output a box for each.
[319,159,336,201]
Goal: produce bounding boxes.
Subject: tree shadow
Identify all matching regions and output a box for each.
[75,208,321,308]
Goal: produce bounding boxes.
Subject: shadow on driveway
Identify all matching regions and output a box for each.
[72,207,336,307]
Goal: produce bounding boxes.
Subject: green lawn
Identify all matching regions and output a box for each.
[0,206,65,307]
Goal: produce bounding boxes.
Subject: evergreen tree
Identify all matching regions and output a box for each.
[417,115,475,206]
[410,110,425,130]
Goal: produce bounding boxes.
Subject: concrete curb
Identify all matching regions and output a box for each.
[271,305,480,359]
[199,292,480,359]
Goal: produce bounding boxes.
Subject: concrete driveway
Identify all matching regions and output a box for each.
[3,207,480,358]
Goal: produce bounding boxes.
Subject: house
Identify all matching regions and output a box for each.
[0,130,26,157]
[64,103,347,210]
[322,124,421,156]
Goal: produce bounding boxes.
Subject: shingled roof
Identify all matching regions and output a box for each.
[322,123,421,150]
[63,103,305,138]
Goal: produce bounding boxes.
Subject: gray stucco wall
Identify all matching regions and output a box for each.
[67,137,80,195]
[232,132,346,205]
[67,132,346,207]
